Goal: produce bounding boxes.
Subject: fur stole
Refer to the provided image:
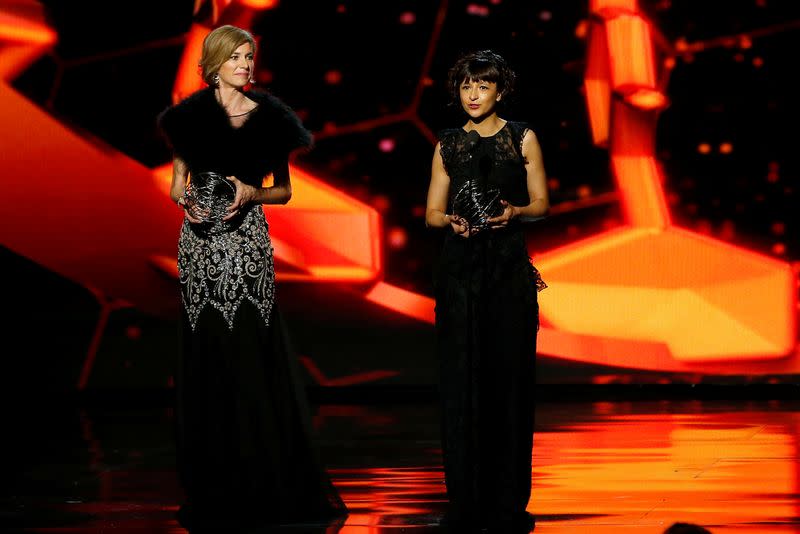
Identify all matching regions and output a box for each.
[157,87,312,186]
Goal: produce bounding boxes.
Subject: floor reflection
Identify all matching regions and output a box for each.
[4,400,800,532]
[531,401,800,532]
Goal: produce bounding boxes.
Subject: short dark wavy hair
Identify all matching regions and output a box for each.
[447,50,517,106]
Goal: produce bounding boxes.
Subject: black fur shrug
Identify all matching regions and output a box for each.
[157,87,312,187]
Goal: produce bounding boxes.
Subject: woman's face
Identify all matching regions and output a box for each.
[459,78,501,119]
[217,42,254,89]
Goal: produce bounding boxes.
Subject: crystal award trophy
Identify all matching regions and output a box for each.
[184,171,237,234]
[451,180,503,232]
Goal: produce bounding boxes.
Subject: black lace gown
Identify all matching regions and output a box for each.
[435,122,545,527]
[158,87,347,529]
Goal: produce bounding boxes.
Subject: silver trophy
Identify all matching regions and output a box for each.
[184,171,237,234]
[451,180,503,232]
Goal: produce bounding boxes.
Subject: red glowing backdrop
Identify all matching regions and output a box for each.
[1,0,798,388]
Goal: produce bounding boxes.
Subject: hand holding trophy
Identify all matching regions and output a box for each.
[183,171,237,234]
[451,179,503,234]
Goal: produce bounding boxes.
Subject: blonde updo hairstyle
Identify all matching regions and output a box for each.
[199,25,257,86]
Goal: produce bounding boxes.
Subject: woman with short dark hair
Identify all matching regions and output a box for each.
[426,49,549,531]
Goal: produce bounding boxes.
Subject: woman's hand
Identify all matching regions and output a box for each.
[224,175,258,220]
[449,214,473,238]
[487,200,518,229]
[178,197,205,224]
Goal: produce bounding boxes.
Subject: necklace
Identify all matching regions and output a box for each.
[228,107,257,118]
[216,88,257,118]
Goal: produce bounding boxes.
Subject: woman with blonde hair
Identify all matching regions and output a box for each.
[158,25,346,529]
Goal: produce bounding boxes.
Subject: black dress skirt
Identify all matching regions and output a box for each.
[176,206,347,529]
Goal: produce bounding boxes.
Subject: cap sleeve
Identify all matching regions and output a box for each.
[508,121,532,159]
[437,128,460,171]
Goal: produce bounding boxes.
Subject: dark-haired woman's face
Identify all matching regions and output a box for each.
[217,42,254,89]
[459,78,500,119]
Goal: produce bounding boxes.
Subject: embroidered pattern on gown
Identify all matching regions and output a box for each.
[179,205,275,331]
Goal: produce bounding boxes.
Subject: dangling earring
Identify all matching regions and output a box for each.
[249,77,256,85]
[213,73,220,87]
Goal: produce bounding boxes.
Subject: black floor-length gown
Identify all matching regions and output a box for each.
[435,121,545,528]
[158,87,347,529]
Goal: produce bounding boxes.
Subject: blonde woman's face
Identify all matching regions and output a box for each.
[217,42,254,89]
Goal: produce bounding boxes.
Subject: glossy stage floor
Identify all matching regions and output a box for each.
[4,393,800,533]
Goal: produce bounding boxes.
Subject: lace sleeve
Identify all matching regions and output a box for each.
[520,126,532,158]
[438,129,456,168]
[506,121,531,160]
[438,129,458,175]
